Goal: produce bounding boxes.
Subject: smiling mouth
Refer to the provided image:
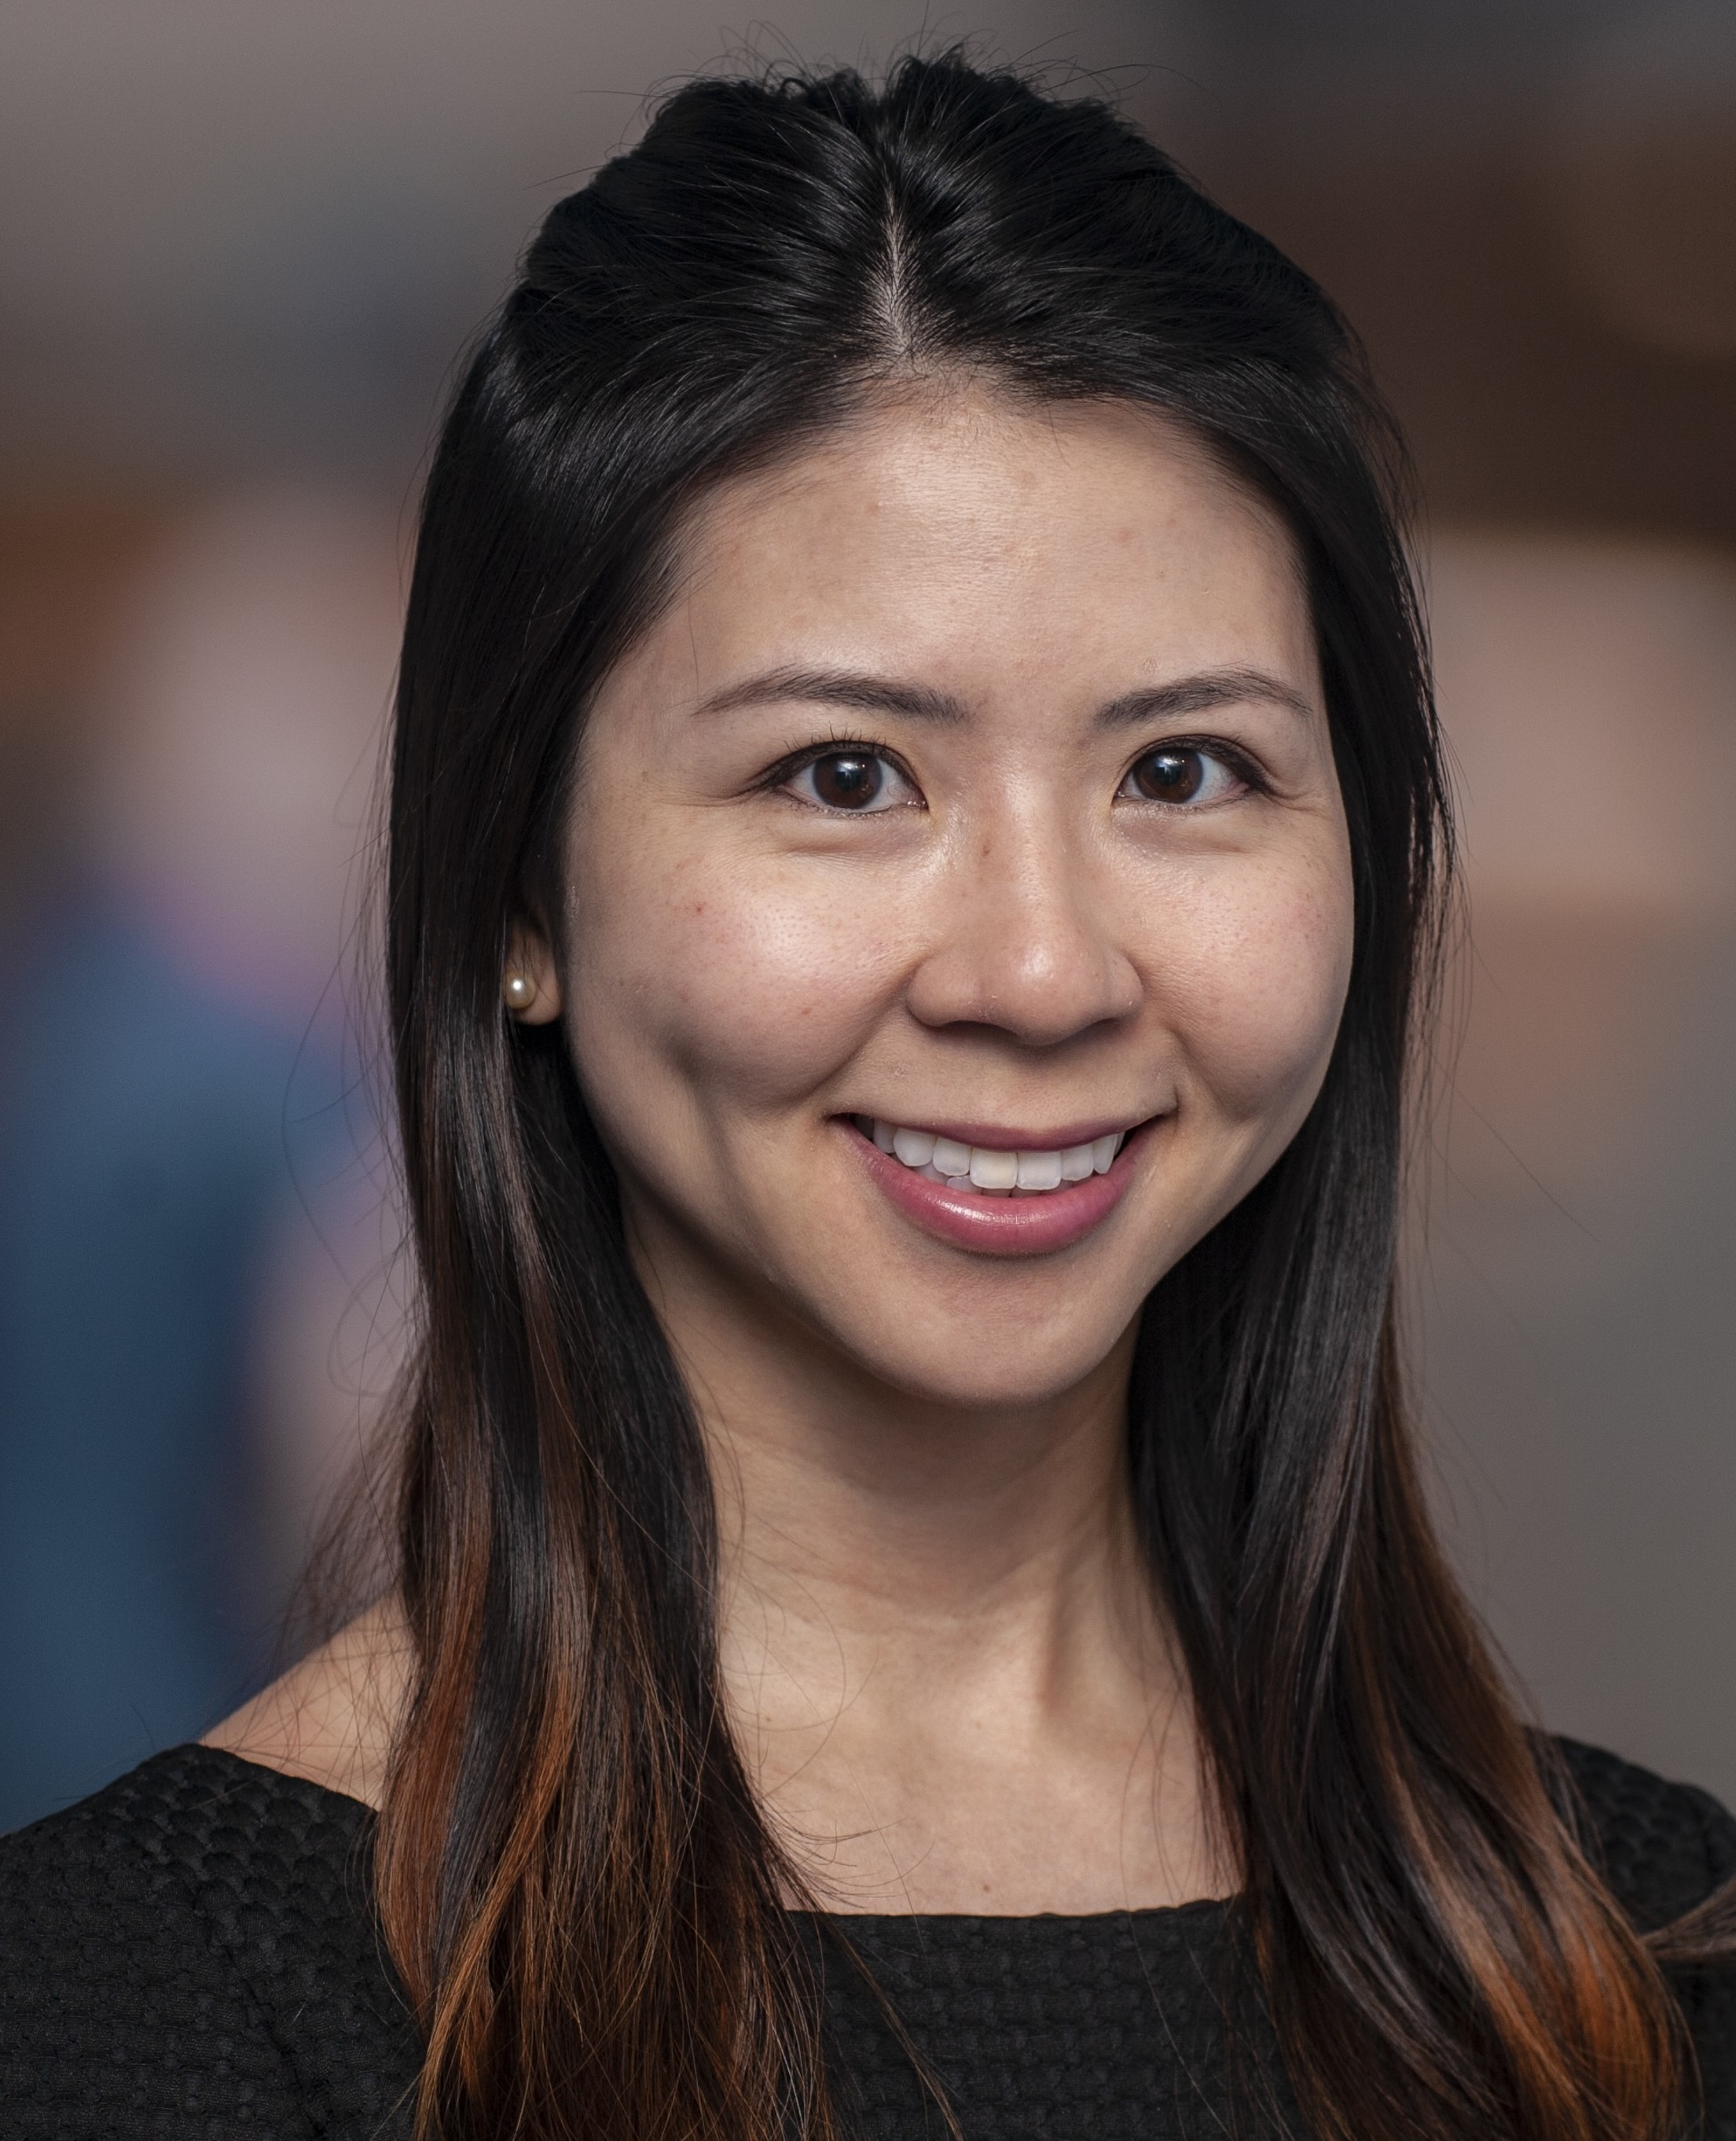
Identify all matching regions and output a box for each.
[850,1115,1130,1196]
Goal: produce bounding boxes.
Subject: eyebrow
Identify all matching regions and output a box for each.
[693,666,967,725]
[692,662,1315,729]
[1096,667,1317,729]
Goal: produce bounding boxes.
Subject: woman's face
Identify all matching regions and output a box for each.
[541,392,1354,1412]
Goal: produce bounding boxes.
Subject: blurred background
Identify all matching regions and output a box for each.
[1,0,1731,1832]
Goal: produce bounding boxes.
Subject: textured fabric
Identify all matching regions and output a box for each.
[812,1900,1300,2139]
[1,1737,1731,2138]
[0,1746,418,2139]
[1554,1738,1736,2138]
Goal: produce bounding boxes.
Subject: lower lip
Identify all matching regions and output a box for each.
[846,1120,1151,1258]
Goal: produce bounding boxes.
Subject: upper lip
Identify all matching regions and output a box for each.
[846,1113,1154,1152]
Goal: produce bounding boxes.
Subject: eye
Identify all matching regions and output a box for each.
[1118,744,1244,808]
[784,749,916,813]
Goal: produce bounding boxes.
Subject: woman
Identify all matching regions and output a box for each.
[2,53,1730,2141]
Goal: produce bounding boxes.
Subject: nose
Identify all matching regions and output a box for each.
[905,812,1142,1047]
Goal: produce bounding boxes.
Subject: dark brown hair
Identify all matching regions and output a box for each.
[379,51,1727,2141]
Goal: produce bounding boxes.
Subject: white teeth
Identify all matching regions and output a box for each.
[1015,1149,1063,1192]
[865,1118,1133,1195]
[1059,1143,1096,1181]
[892,1126,937,1168]
[968,1147,1019,1191]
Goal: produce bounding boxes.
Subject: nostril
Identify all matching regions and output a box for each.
[903,887,1143,1045]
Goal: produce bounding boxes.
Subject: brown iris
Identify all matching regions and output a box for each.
[1129,746,1205,802]
[809,753,886,808]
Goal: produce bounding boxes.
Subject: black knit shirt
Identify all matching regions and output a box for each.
[1,1739,1732,2138]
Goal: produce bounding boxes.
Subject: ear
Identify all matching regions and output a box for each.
[502,920,563,1025]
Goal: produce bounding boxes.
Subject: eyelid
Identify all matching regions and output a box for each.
[754,732,1268,806]
[760,736,924,813]
[759,735,920,794]
[1118,735,1269,801]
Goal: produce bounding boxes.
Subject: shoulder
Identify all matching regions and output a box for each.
[1547,1735,1736,1931]
[0,1743,418,2139]
[200,1594,412,1812]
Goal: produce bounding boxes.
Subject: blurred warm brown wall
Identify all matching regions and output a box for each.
[1207,116,1736,542]
[0,500,175,924]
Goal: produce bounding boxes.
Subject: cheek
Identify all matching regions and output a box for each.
[566,832,901,1120]
[1158,852,1354,1126]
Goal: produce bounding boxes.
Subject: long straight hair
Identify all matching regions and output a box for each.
[380,53,1714,2141]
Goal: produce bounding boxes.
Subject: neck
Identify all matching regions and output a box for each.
[656,1269,1224,1915]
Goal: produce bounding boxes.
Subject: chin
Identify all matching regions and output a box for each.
[814,1300,1140,1417]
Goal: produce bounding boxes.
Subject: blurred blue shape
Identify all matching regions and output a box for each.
[0,889,346,1832]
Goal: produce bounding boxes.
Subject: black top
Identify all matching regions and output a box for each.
[1,1739,1732,2139]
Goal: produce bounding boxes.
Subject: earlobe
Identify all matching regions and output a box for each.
[503,928,563,1024]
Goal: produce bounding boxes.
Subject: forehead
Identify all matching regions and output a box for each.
[638,388,1316,701]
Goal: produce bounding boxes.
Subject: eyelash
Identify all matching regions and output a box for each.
[759,735,918,806]
[758,735,1269,810]
[1116,737,1268,806]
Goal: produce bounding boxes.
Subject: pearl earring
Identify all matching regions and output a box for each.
[503,972,535,1012]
